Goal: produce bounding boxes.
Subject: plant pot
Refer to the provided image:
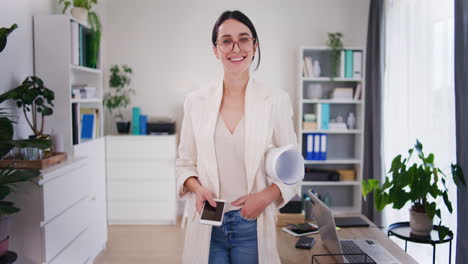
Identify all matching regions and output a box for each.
[0,216,9,256]
[409,208,433,236]
[71,7,88,23]
[116,121,130,134]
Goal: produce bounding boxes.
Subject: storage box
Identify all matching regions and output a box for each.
[338,169,356,181]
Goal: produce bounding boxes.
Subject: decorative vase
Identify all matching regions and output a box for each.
[313,60,321,77]
[116,121,131,134]
[71,7,88,23]
[409,208,433,236]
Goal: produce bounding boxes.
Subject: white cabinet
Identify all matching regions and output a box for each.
[106,135,177,225]
[9,153,107,264]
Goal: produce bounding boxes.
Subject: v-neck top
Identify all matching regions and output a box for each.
[214,113,247,212]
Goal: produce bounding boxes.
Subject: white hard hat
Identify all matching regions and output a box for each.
[265,144,305,185]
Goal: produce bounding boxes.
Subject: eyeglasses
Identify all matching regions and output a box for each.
[215,36,256,53]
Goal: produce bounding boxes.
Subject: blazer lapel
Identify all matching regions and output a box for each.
[201,78,223,197]
[245,78,272,194]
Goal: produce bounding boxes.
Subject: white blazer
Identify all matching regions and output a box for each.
[175,76,300,263]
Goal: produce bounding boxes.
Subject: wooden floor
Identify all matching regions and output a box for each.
[94,222,185,264]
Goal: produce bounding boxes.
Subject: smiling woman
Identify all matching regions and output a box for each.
[176,10,299,264]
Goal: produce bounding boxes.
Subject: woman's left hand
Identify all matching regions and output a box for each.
[231,192,271,220]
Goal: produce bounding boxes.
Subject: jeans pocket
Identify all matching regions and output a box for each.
[237,210,256,222]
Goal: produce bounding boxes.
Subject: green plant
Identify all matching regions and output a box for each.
[362,140,466,239]
[326,32,343,79]
[0,76,55,137]
[103,65,135,120]
[0,24,18,53]
[59,0,97,13]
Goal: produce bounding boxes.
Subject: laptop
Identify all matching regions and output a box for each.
[307,190,401,264]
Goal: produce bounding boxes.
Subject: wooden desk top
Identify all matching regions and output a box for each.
[276,213,418,264]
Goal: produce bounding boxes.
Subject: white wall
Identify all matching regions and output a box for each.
[0,0,60,139]
[103,0,370,134]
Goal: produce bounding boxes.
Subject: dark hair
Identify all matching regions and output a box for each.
[211,10,261,71]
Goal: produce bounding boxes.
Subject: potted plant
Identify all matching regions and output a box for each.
[362,140,465,239]
[103,65,135,134]
[326,32,343,79]
[0,24,18,53]
[59,0,97,22]
[0,26,49,255]
[0,76,55,140]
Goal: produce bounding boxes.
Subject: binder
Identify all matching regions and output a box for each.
[70,22,79,65]
[132,107,140,135]
[140,115,148,135]
[353,51,362,79]
[313,134,321,160]
[321,104,330,130]
[340,50,346,78]
[319,134,327,160]
[345,50,353,78]
[306,134,314,160]
[80,114,94,140]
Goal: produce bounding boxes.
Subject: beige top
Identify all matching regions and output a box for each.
[214,112,247,212]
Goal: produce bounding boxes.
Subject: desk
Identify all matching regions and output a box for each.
[276,214,418,264]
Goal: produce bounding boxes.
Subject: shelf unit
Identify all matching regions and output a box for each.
[33,15,107,263]
[34,14,104,155]
[298,46,365,214]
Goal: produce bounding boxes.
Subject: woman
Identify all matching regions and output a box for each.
[176,10,299,264]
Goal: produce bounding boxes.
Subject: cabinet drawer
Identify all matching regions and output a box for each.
[108,200,176,224]
[106,136,176,160]
[44,198,91,263]
[106,160,175,181]
[107,178,175,201]
[43,163,90,221]
[49,227,93,264]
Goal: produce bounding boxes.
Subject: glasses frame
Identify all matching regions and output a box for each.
[215,36,256,54]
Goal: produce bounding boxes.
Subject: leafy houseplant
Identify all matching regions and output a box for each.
[326,32,343,79]
[0,76,55,138]
[362,140,466,239]
[59,0,101,69]
[0,24,18,53]
[103,65,135,134]
[0,25,48,255]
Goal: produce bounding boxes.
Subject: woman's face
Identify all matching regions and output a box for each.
[213,18,257,75]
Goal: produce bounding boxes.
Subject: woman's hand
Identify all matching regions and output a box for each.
[194,185,217,214]
[231,184,282,220]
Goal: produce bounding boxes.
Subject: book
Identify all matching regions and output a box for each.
[340,50,346,78]
[332,87,354,100]
[353,51,363,79]
[345,50,354,78]
[70,21,79,65]
[80,114,94,140]
[80,108,99,138]
[305,56,314,78]
[72,103,79,145]
[354,83,362,100]
[303,57,309,77]
[321,104,330,130]
[281,223,319,237]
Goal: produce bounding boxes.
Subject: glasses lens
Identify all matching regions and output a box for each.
[219,38,234,53]
[239,37,253,52]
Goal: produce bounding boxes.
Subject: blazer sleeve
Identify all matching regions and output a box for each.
[175,93,198,201]
[269,92,301,209]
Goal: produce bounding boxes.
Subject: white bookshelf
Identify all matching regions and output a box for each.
[298,46,366,214]
[33,14,107,263]
[34,14,104,155]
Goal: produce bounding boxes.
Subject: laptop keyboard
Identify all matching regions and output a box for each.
[340,241,376,264]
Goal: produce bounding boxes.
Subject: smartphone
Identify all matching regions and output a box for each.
[295,236,316,250]
[199,199,226,226]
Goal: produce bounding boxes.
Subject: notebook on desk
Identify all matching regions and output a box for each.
[334,216,370,228]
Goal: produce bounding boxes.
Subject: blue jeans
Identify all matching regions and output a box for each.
[208,209,258,264]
